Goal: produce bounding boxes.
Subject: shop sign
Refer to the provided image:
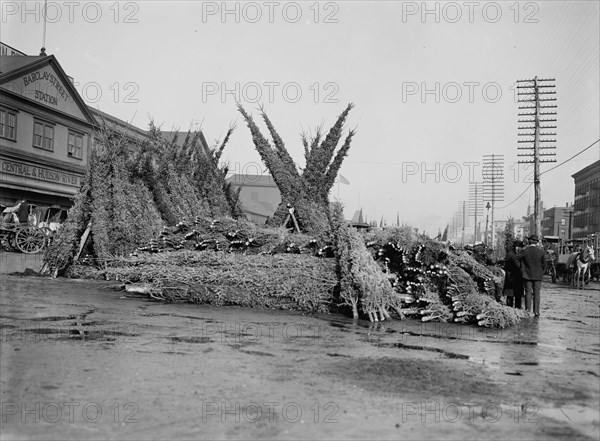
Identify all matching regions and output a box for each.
[0,158,80,187]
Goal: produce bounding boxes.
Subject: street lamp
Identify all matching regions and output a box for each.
[485,202,491,246]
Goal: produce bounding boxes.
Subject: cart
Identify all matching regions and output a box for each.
[0,201,51,253]
[552,237,598,283]
[542,236,561,283]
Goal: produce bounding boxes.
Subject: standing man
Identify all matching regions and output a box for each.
[518,235,546,317]
[504,240,524,308]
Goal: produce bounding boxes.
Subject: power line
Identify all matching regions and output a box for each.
[496,183,533,210]
[541,138,600,175]
[497,138,599,210]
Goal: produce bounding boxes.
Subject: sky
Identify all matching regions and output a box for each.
[2,0,599,235]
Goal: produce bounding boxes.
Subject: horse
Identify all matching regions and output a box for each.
[566,245,596,288]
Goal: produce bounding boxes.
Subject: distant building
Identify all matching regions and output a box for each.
[512,219,527,240]
[349,208,370,229]
[225,174,281,224]
[571,160,600,239]
[160,130,210,150]
[91,107,153,154]
[0,42,26,57]
[492,219,508,249]
[521,201,546,238]
[541,205,573,240]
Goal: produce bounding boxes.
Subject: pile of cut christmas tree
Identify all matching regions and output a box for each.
[360,227,527,327]
[41,106,527,327]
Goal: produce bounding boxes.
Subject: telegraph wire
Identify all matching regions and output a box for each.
[540,138,599,175]
[497,138,599,210]
[496,183,533,210]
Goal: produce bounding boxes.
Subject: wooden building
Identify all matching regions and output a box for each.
[0,44,150,212]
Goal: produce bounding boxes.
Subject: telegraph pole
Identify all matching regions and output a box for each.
[482,155,504,255]
[485,202,491,246]
[469,182,483,243]
[460,201,467,244]
[517,76,557,238]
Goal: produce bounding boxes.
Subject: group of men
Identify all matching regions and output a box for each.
[503,234,546,317]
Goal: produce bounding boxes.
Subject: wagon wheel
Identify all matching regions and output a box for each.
[14,226,46,253]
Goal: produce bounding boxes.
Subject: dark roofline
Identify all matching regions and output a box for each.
[226,174,277,188]
[88,107,149,139]
[572,159,600,180]
[0,42,27,56]
[160,130,210,152]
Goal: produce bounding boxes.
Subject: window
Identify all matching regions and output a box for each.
[68,131,83,159]
[33,121,54,151]
[0,108,17,140]
[561,218,566,226]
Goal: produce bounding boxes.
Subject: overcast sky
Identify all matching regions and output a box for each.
[3,1,599,234]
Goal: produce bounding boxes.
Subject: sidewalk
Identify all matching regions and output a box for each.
[0,251,44,275]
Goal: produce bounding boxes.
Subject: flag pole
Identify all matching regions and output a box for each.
[42,0,48,50]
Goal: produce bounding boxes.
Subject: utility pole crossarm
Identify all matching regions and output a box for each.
[516,76,557,237]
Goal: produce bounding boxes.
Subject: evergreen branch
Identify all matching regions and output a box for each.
[237,104,292,195]
[304,125,323,167]
[323,129,355,198]
[259,106,302,186]
[306,103,353,179]
[301,126,323,167]
[302,133,310,161]
[215,122,237,162]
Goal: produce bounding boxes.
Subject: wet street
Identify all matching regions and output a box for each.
[1,252,599,440]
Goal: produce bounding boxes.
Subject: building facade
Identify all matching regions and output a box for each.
[0,44,151,212]
[225,174,281,224]
[0,53,97,210]
[541,205,573,240]
[571,160,600,239]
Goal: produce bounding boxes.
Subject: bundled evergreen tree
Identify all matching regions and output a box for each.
[129,122,243,223]
[502,217,516,259]
[441,224,449,242]
[88,130,164,260]
[238,104,355,235]
[43,120,243,274]
[191,124,242,218]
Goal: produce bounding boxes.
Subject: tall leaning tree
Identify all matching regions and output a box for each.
[238,103,355,235]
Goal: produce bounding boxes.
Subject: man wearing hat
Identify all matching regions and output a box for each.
[518,234,546,317]
[504,239,524,308]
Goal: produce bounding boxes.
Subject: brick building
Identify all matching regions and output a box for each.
[571,160,600,239]
[541,205,573,240]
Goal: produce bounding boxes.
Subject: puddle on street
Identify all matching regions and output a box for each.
[1,275,599,441]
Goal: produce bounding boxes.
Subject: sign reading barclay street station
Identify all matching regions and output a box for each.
[0,64,86,120]
[0,158,81,188]
[23,70,70,104]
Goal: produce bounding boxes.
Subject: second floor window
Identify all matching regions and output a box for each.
[68,132,83,159]
[33,121,54,151]
[0,108,17,140]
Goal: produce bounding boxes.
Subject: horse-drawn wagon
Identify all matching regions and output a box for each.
[542,236,598,287]
[542,236,563,283]
[0,201,68,253]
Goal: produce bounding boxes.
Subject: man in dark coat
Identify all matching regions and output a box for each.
[518,234,546,317]
[504,240,524,308]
